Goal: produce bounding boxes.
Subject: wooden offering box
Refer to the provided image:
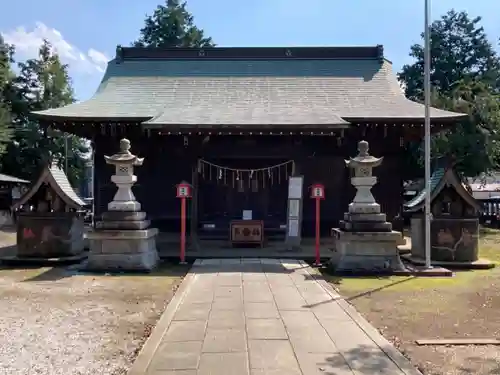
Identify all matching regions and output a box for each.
[230,220,264,247]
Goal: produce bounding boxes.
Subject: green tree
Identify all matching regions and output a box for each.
[398,10,500,177]
[431,80,500,176]
[133,0,215,48]
[0,35,14,156]
[399,10,500,101]
[2,40,88,185]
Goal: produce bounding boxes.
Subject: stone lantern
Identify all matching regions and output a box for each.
[86,138,159,271]
[330,140,406,273]
[345,140,383,215]
[105,138,144,212]
[342,140,391,232]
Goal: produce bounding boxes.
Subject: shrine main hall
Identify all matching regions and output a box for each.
[33,45,463,240]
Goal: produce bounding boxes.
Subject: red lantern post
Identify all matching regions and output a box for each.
[310,183,325,266]
[176,182,192,264]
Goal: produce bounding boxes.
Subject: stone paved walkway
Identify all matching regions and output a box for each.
[130,259,421,375]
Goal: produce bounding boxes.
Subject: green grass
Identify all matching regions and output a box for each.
[329,228,500,294]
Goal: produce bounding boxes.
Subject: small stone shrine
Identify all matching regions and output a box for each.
[330,140,406,273]
[404,166,493,268]
[86,138,159,271]
[5,160,86,263]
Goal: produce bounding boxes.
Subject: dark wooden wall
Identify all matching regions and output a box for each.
[93,126,405,236]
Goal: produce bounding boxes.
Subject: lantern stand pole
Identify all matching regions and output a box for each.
[314,197,321,267]
[424,0,433,269]
[180,196,187,264]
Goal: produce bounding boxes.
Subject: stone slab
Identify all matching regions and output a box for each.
[246,318,288,339]
[248,340,301,371]
[108,200,141,211]
[163,321,207,342]
[86,227,158,240]
[101,210,147,221]
[202,328,247,352]
[95,219,150,230]
[402,254,496,270]
[207,309,245,328]
[211,298,244,311]
[86,226,159,271]
[332,229,404,243]
[173,303,211,321]
[128,259,419,375]
[344,212,387,222]
[147,341,202,371]
[339,220,392,232]
[348,202,380,214]
[85,247,159,272]
[244,302,280,319]
[329,254,407,274]
[294,352,354,375]
[198,352,249,375]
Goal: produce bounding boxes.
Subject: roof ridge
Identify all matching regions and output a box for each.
[115,45,385,62]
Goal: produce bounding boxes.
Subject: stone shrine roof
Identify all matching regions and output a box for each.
[12,161,86,210]
[32,46,465,127]
[404,167,479,213]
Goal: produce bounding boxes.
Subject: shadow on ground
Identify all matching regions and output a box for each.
[6,260,192,283]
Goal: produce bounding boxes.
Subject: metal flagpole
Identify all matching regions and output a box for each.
[424,0,432,269]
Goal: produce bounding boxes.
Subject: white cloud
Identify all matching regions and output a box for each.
[1,22,109,74]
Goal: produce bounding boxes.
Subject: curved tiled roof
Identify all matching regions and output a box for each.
[12,162,85,210]
[33,46,465,126]
[404,167,479,213]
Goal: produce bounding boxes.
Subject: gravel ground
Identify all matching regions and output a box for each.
[0,232,187,375]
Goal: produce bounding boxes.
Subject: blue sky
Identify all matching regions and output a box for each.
[1,0,498,101]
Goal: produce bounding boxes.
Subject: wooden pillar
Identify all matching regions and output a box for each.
[190,162,199,246]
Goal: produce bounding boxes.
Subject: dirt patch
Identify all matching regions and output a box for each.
[325,229,500,375]
[0,238,188,375]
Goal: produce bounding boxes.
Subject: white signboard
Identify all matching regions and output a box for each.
[288,177,303,199]
[312,187,324,198]
[289,199,299,218]
[178,186,189,197]
[242,210,253,220]
[288,219,299,237]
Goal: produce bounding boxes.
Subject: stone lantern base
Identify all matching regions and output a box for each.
[330,229,406,273]
[85,211,159,272]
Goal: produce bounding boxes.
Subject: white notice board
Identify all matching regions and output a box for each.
[288,177,303,199]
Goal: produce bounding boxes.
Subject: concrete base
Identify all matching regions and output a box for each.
[402,254,496,270]
[330,229,407,274]
[86,228,159,272]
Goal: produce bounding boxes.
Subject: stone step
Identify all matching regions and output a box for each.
[339,220,392,232]
[95,219,150,230]
[101,211,147,221]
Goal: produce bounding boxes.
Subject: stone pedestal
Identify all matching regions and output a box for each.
[86,139,159,272]
[331,229,406,273]
[86,227,159,271]
[329,140,406,274]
